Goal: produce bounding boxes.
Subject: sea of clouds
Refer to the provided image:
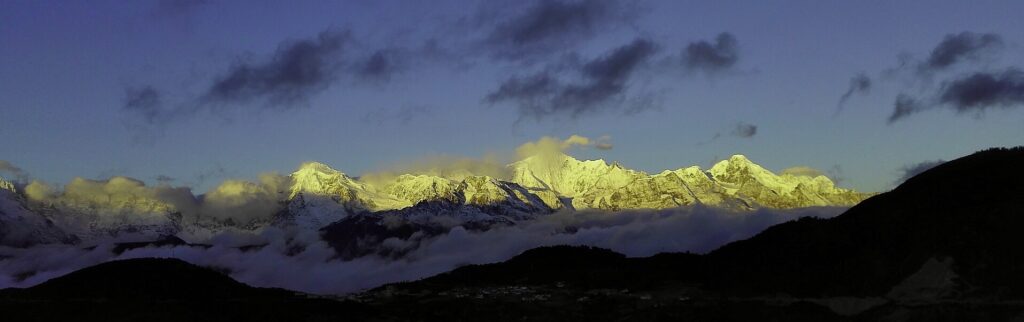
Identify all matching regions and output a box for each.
[0,205,844,294]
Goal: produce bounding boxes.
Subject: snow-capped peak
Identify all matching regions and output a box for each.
[288,161,364,200]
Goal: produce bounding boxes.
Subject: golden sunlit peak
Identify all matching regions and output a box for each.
[294,161,344,175]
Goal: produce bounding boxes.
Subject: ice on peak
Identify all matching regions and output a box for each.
[0,177,14,193]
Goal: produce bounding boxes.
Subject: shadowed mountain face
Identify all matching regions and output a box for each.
[3,147,1023,321]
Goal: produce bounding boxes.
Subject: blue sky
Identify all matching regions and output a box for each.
[1,0,1022,193]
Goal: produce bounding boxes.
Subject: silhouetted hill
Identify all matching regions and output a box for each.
[0,258,372,322]
[4,258,285,300]
[703,146,1024,297]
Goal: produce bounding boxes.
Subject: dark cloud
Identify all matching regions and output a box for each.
[485,38,658,120]
[124,30,423,127]
[939,69,1024,112]
[155,175,176,184]
[355,49,403,82]
[483,0,638,62]
[889,69,1024,123]
[683,33,739,73]
[731,122,757,138]
[827,165,846,187]
[897,160,945,184]
[888,94,926,123]
[201,30,351,108]
[697,122,758,145]
[921,32,1003,72]
[845,31,1010,124]
[837,73,871,110]
[0,160,27,181]
[123,86,165,124]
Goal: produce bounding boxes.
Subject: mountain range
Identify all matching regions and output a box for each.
[2,147,1021,321]
[0,153,869,250]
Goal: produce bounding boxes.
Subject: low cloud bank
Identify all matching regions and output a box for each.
[0,206,843,295]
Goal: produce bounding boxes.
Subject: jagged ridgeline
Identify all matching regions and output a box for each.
[0,153,870,247]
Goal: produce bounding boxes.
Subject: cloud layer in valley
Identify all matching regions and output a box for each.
[0,205,844,295]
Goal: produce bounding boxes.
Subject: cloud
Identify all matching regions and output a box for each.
[780,166,826,178]
[360,134,612,186]
[889,69,1024,122]
[731,122,757,138]
[840,31,1011,124]
[0,160,27,181]
[355,48,403,82]
[20,172,286,226]
[189,174,290,223]
[0,205,844,295]
[485,38,658,120]
[896,160,945,184]
[201,30,351,108]
[939,69,1024,112]
[515,134,612,159]
[837,73,871,111]
[360,154,511,185]
[23,181,56,203]
[888,94,926,123]
[482,0,639,62]
[682,33,739,73]
[122,86,166,124]
[921,32,1003,72]
[155,175,176,184]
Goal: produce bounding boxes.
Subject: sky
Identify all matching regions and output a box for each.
[1,0,1023,193]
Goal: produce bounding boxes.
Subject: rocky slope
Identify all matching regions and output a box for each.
[0,178,75,246]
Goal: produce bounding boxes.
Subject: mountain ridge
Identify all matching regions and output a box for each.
[0,153,870,247]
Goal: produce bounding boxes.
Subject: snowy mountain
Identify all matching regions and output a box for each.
[510,153,868,210]
[0,154,870,247]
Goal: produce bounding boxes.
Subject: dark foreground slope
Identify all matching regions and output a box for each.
[0,258,374,322]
